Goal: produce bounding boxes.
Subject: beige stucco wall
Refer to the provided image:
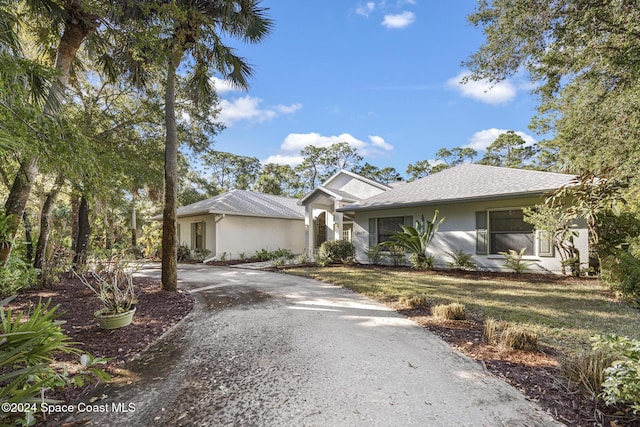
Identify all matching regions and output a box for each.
[353,197,589,274]
[215,215,305,260]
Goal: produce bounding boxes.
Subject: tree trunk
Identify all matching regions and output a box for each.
[70,194,79,252]
[73,196,90,267]
[0,158,38,264]
[161,55,181,291]
[34,175,64,272]
[23,210,33,262]
[0,7,98,266]
[131,189,138,248]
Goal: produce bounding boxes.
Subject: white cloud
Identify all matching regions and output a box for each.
[266,133,394,166]
[464,128,537,151]
[369,135,394,151]
[356,2,375,17]
[263,154,304,167]
[218,96,302,126]
[447,71,517,105]
[211,77,238,94]
[381,11,415,29]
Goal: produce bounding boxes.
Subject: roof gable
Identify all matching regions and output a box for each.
[343,164,577,211]
[299,169,389,205]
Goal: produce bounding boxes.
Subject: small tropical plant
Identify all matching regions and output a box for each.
[193,248,212,262]
[0,255,38,298]
[73,258,137,315]
[387,211,445,270]
[0,296,110,426]
[446,249,476,270]
[498,248,532,273]
[385,244,406,267]
[365,244,383,264]
[177,243,191,262]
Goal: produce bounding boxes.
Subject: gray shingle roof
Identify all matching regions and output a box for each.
[342,164,577,211]
[154,190,304,220]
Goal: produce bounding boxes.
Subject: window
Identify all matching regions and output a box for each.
[377,216,405,244]
[191,221,205,250]
[369,216,413,247]
[489,210,533,255]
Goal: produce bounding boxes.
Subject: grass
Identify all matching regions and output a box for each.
[286,266,640,355]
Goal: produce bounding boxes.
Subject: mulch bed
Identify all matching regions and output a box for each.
[6,276,195,404]
[397,304,640,427]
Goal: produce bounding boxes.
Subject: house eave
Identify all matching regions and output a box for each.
[338,190,551,212]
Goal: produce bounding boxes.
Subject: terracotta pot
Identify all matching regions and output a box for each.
[94,307,136,330]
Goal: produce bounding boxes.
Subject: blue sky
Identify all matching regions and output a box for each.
[209,1,539,176]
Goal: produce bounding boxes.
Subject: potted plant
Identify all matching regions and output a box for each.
[74,258,138,330]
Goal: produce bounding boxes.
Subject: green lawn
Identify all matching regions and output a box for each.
[286,266,640,355]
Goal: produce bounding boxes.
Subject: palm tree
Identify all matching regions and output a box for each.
[157,0,273,290]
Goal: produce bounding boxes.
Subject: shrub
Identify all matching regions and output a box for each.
[192,248,211,262]
[365,244,383,264]
[499,248,533,273]
[432,302,467,320]
[592,334,640,413]
[0,255,38,298]
[317,240,355,266]
[562,349,616,398]
[601,251,640,307]
[399,295,429,308]
[272,248,294,259]
[447,249,476,270]
[295,253,309,265]
[177,243,191,262]
[255,249,271,261]
[386,244,406,267]
[409,253,434,270]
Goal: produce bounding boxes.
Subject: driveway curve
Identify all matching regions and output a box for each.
[64,263,561,426]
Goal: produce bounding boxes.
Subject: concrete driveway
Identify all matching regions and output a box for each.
[65,263,561,426]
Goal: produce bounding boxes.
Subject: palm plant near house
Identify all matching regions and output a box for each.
[388,211,445,270]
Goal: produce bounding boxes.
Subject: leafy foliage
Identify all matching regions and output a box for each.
[0,255,38,297]
[601,251,640,307]
[317,240,355,267]
[592,335,640,413]
[0,297,109,425]
[446,249,476,270]
[365,244,383,265]
[73,258,137,315]
[498,248,532,274]
[387,211,444,270]
[523,204,581,276]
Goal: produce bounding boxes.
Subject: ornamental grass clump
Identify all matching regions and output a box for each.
[500,325,538,351]
[483,318,538,351]
[399,294,429,308]
[432,302,467,320]
[562,349,616,398]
